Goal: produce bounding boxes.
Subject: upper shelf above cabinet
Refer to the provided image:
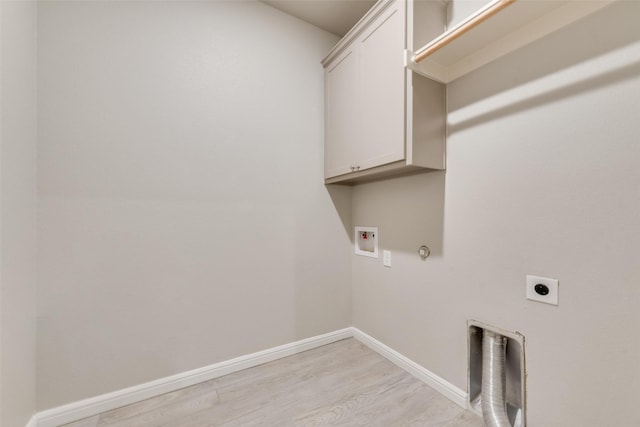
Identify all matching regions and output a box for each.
[407,0,617,83]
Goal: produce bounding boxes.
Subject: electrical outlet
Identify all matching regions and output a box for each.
[526,275,559,306]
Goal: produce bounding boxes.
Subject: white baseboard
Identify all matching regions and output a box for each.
[26,414,38,427]
[34,328,353,427]
[33,327,468,426]
[350,327,468,409]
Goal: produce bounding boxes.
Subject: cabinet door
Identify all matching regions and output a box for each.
[325,47,359,179]
[357,0,406,171]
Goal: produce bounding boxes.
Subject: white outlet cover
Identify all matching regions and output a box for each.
[526,275,559,306]
[383,250,391,267]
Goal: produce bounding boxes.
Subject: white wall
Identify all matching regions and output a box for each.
[37,0,351,410]
[352,2,640,425]
[446,0,491,29]
[0,0,38,425]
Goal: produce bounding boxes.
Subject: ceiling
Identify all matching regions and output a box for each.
[261,0,377,37]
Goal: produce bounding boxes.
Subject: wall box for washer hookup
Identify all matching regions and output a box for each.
[355,226,378,258]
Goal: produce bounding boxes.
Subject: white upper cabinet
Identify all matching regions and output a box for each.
[325,47,359,179]
[357,3,405,173]
[322,0,447,184]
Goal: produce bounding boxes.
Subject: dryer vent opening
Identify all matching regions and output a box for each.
[468,321,526,427]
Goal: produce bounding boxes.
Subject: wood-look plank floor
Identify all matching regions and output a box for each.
[62,338,484,427]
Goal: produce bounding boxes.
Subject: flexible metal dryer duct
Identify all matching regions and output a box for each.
[481,330,511,427]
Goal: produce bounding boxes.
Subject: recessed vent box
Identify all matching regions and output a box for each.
[468,320,526,427]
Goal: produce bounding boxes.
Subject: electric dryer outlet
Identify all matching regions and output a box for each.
[526,275,559,306]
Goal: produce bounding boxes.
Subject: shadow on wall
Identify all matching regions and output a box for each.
[448,1,640,134]
[291,184,354,339]
[449,58,640,135]
[350,171,446,258]
[326,184,353,237]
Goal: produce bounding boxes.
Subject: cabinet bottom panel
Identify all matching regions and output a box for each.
[324,160,444,185]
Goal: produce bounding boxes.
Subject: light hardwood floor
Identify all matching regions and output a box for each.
[62,338,484,426]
